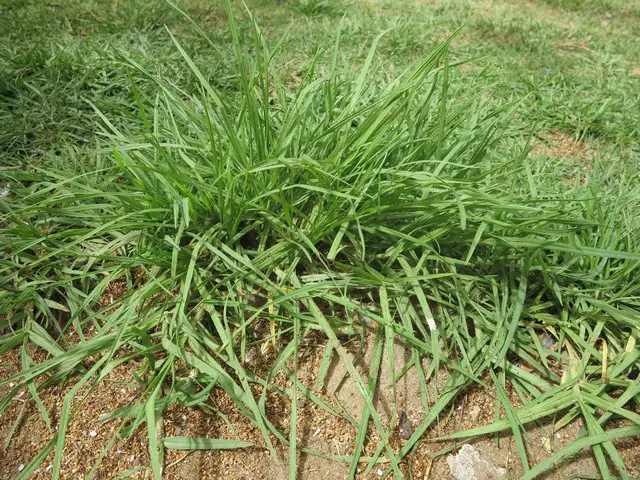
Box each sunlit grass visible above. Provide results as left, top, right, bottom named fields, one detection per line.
left=1, top=1, right=639, bottom=478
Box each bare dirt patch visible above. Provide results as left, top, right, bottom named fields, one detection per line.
left=533, top=130, right=595, bottom=161
left=532, top=130, right=596, bottom=184
left=3, top=329, right=639, bottom=479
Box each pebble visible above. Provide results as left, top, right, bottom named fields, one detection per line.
left=398, top=410, right=415, bottom=439
left=540, top=332, right=556, bottom=349
left=447, top=444, right=506, bottom=480
left=468, top=405, right=481, bottom=422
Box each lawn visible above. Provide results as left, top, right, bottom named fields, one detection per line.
left=1, top=0, right=639, bottom=478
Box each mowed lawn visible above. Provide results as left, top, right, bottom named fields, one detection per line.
left=1, top=0, right=639, bottom=479
left=2, top=0, right=639, bottom=157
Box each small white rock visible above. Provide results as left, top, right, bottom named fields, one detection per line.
left=377, top=468, right=383, bottom=476
left=468, top=405, right=481, bottom=422
left=447, top=444, right=506, bottom=480
left=89, top=430, right=98, bottom=438
left=45, top=465, right=53, bottom=472
left=18, top=464, right=25, bottom=472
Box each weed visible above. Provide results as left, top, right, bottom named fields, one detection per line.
left=1, top=0, right=639, bottom=478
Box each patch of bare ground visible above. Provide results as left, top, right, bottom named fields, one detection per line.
left=0, top=346, right=150, bottom=479
left=533, top=130, right=595, bottom=160
left=2, top=327, right=639, bottom=479
left=532, top=130, right=596, bottom=184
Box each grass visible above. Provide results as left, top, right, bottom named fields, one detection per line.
left=1, top=0, right=639, bottom=478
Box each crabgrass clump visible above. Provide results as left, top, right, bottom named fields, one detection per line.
left=1, top=3, right=639, bottom=479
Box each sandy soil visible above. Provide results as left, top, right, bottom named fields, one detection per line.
left=2, top=329, right=639, bottom=479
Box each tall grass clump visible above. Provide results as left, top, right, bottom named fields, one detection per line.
left=1, top=4, right=639, bottom=478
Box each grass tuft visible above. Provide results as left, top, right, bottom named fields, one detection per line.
left=1, top=1, right=639, bottom=478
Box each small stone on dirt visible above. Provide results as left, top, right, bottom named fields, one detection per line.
left=398, top=410, right=414, bottom=439
left=447, top=444, right=506, bottom=480
left=468, top=405, right=481, bottom=422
